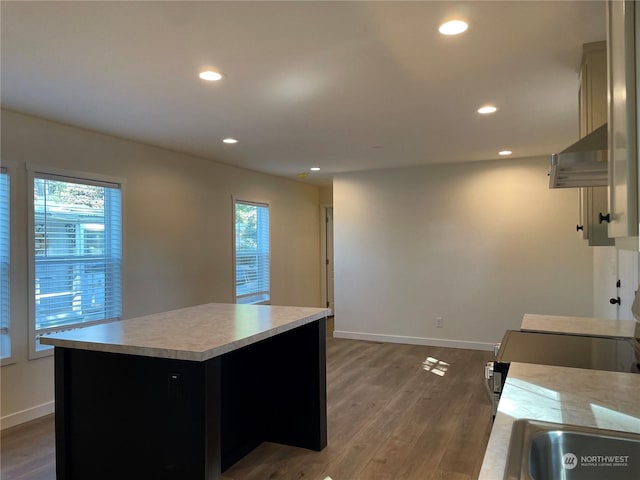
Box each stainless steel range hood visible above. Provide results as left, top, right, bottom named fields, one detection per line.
left=548, top=123, right=608, bottom=188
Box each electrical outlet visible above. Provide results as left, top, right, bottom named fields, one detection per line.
left=436, top=316, right=444, bottom=328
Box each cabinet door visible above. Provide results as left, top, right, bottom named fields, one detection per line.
left=580, top=42, right=608, bottom=135
left=578, top=43, right=612, bottom=246
left=587, top=186, right=615, bottom=246
left=578, top=188, right=588, bottom=240
left=607, top=0, right=638, bottom=238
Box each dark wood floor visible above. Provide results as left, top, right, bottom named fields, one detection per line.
left=1, top=325, right=494, bottom=480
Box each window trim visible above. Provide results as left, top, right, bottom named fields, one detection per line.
left=27, top=165, right=125, bottom=359
left=0, top=164, right=13, bottom=366
left=232, top=196, right=271, bottom=305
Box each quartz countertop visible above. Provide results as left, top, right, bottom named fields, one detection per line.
left=478, top=362, right=640, bottom=479
left=521, top=313, right=638, bottom=338
left=39, top=303, right=329, bottom=361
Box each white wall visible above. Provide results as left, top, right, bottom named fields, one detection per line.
left=333, top=157, right=594, bottom=349
left=1, top=109, right=323, bottom=428
left=319, top=187, right=333, bottom=206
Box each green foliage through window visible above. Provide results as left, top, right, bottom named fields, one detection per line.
left=33, top=174, right=122, bottom=351
left=234, top=200, right=270, bottom=304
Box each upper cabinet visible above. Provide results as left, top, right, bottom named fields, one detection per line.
left=578, top=41, right=614, bottom=246
left=580, top=41, right=608, bottom=136
left=607, top=0, right=638, bottom=239
left=579, top=184, right=614, bottom=246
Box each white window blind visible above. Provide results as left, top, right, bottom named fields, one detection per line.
left=234, top=200, right=270, bottom=304
left=33, top=174, right=122, bottom=346
left=0, top=168, right=10, bottom=360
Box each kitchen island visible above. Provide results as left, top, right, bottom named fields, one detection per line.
left=40, top=303, right=330, bottom=480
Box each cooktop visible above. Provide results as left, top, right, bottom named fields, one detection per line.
left=496, top=330, right=640, bottom=374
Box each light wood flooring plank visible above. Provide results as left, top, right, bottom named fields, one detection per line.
left=1, top=414, right=56, bottom=480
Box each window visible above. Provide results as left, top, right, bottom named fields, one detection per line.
left=234, top=199, right=270, bottom=304
left=0, top=168, right=10, bottom=361
left=30, top=172, right=122, bottom=353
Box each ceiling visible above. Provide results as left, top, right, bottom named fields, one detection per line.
left=1, top=1, right=606, bottom=186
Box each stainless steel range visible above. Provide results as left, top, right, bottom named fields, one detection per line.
left=497, top=329, right=639, bottom=372
left=485, top=322, right=640, bottom=418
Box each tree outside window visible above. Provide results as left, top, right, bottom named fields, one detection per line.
left=32, top=174, right=121, bottom=353
left=234, top=200, right=270, bottom=304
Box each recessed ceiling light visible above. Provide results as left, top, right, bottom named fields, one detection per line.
left=310, top=167, right=321, bottom=172
left=199, top=70, right=223, bottom=81
left=478, top=105, right=498, bottom=114
left=438, top=20, right=468, bottom=36
left=499, top=150, right=513, bottom=156
left=222, top=138, right=238, bottom=144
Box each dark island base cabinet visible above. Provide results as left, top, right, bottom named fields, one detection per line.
left=54, top=318, right=327, bottom=480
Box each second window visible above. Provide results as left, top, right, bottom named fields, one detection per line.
left=234, top=199, right=270, bottom=304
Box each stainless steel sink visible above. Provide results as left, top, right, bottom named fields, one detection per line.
left=504, top=419, right=640, bottom=479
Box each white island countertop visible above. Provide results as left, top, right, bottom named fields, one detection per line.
left=40, top=303, right=329, bottom=361
left=478, top=362, right=640, bottom=479
left=521, top=313, right=638, bottom=338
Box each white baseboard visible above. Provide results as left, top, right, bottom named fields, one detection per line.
left=333, top=330, right=496, bottom=351
left=0, top=401, right=55, bottom=430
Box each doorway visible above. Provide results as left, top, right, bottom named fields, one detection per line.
left=321, top=206, right=334, bottom=315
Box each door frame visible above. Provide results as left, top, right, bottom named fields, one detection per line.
left=319, top=204, right=334, bottom=315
